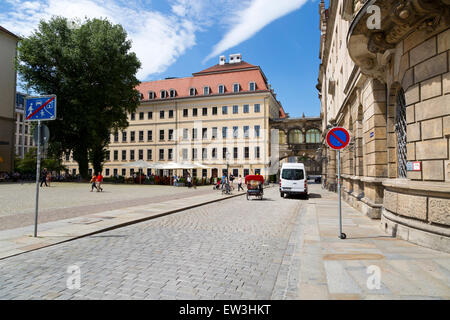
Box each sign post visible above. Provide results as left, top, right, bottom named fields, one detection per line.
left=25, top=95, right=57, bottom=237
left=326, top=127, right=351, bottom=239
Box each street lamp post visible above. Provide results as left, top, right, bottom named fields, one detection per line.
left=226, top=151, right=230, bottom=183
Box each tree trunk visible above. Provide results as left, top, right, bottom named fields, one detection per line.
left=73, top=147, right=89, bottom=180
left=90, top=145, right=105, bottom=176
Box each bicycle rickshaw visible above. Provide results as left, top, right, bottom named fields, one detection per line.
left=245, top=174, right=264, bottom=200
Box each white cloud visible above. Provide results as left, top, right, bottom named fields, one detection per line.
left=204, top=0, right=308, bottom=62
left=0, top=0, right=199, bottom=79
left=1, top=0, right=309, bottom=79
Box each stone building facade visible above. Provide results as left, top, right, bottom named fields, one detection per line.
left=0, top=26, right=19, bottom=173
left=317, top=0, right=450, bottom=252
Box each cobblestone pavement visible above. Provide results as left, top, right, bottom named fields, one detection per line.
left=0, top=183, right=213, bottom=230
left=0, top=187, right=302, bottom=300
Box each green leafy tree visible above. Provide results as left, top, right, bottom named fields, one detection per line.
left=15, top=149, right=67, bottom=174
left=18, top=17, right=141, bottom=179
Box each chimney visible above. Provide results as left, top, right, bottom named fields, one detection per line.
left=219, top=55, right=226, bottom=65
left=229, top=53, right=242, bottom=64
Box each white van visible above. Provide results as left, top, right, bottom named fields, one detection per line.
left=279, top=163, right=308, bottom=198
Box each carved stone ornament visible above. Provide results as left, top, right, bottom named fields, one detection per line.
left=347, top=0, right=450, bottom=80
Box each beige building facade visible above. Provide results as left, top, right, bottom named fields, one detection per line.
left=318, top=0, right=450, bottom=252
left=14, top=92, right=35, bottom=158
left=64, top=55, right=284, bottom=180
left=0, top=26, right=19, bottom=172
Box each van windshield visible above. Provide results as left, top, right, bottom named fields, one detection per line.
left=282, top=169, right=304, bottom=180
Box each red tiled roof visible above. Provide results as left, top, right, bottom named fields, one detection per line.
left=137, top=65, right=269, bottom=100
left=136, top=60, right=286, bottom=117
left=192, top=61, right=258, bottom=76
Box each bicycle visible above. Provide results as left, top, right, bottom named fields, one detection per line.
left=222, top=182, right=232, bottom=195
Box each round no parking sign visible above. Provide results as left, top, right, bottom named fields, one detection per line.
left=326, top=127, right=350, bottom=150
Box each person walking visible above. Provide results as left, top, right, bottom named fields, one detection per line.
left=90, top=174, right=97, bottom=192
left=96, top=172, right=103, bottom=192
left=40, top=168, right=48, bottom=187
left=221, top=174, right=226, bottom=189
left=187, top=174, right=192, bottom=188
left=237, top=175, right=244, bottom=191
left=46, top=171, right=52, bottom=187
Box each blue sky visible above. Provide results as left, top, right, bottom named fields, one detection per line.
left=1, top=0, right=322, bottom=118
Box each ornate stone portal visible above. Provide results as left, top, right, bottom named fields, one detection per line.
left=270, top=117, right=322, bottom=176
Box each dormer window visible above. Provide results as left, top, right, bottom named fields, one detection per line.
left=169, top=89, right=176, bottom=98
left=218, top=84, right=225, bottom=94
left=148, top=91, right=155, bottom=99
left=203, top=86, right=210, bottom=95
left=249, top=82, right=256, bottom=91
left=160, top=90, right=168, bottom=99
left=233, top=83, right=240, bottom=93
left=189, top=87, right=196, bottom=96
left=139, top=93, right=144, bottom=100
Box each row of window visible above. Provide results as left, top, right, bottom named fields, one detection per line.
left=279, top=129, right=321, bottom=144
left=112, top=125, right=262, bottom=143
left=106, top=146, right=262, bottom=161
left=142, top=82, right=257, bottom=100
left=95, top=167, right=261, bottom=178
left=130, top=104, right=261, bottom=121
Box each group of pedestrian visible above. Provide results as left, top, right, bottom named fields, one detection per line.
left=40, top=168, right=52, bottom=187
left=89, top=172, right=104, bottom=192
left=219, top=174, right=244, bottom=191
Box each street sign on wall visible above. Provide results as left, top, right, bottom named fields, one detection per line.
left=407, top=161, right=421, bottom=171
left=25, top=95, right=57, bottom=121
left=326, top=127, right=350, bottom=150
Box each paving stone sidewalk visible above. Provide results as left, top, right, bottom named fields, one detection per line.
left=0, top=186, right=249, bottom=260
left=289, top=186, right=450, bottom=300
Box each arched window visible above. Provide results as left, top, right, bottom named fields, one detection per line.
left=306, top=129, right=321, bottom=143
left=288, top=129, right=303, bottom=144
left=279, top=130, right=287, bottom=144
left=395, top=88, right=407, bottom=178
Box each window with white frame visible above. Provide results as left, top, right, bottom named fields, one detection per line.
left=254, top=125, right=260, bottom=138
left=149, top=91, right=155, bottom=99
left=218, top=84, right=225, bottom=94
left=243, top=126, right=249, bottom=138
left=160, top=90, right=167, bottom=99
left=254, top=104, right=260, bottom=113
left=170, top=89, right=176, bottom=98
left=255, top=146, right=260, bottom=159
left=249, top=82, right=256, bottom=91
left=182, top=148, right=188, bottom=160
left=222, top=127, right=227, bottom=139
left=203, top=86, right=210, bottom=95
left=243, top=104, right=249, bottom=113
left=233, top=83, right=240, bottom=93
left=189, top=87, right=196, bottom=96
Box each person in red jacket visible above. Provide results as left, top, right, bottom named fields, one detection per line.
left=96, top=172, right=103, bottom=192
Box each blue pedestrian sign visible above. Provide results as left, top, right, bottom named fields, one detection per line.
left=25, top=95, right=57, bottom=121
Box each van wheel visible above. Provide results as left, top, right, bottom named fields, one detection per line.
left=280, top=192, right=284, bottom=198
